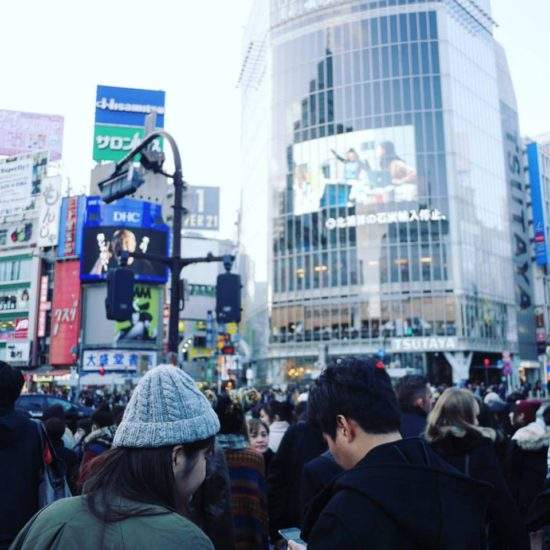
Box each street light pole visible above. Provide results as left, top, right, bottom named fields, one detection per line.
left=168, top=164, right=184, bottom=354
left=101, top=132, right=237, bottom=357
left=109, top=130, right=185, bottom=354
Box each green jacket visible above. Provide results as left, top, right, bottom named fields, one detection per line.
left=9, top=495, right=214, bottom=550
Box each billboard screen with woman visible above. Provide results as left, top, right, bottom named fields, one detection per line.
left=292, top=125, right=417, bottom=215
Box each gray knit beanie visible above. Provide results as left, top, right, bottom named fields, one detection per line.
left=113, top=364, right=220, bottom=448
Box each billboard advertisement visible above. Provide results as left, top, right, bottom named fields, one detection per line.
left=527, top=142, right=548, bottom=266
left=57, top=195, right=87, bottom=258
left=0, top=341, right=30, bottom=363
left=80, top=197, right=169, bottom=283
left=0, top=286, right=30, bottom=313
left=82, top=349, right=156, bottom=374
left=82, top=284, right=162, bottom=348
left=93, top=124, right=163, bottom=162
left=0, top=220, right=36, bottom=249
left=0, top=151, right=49, bottom=218
left=0, top=317, right=28, bottom=341
left=37, top=176, right=62, bottom=247
left=182, top=186, right=220, bottom=231
left=0, top=109, right=64, bottom=161
left=292, top=126, right=417, bottom=215
left=50, top=261, right=81, bottom=366
left=95, top=85, right=165, bottom=128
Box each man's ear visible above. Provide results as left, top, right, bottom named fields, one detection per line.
left=336, top=415, right=354, bottom=443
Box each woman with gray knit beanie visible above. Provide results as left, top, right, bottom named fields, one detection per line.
left=10, top=365, right=220, bottom=550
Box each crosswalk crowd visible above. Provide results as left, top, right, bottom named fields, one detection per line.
left=2, top=358, right=550, bottom=549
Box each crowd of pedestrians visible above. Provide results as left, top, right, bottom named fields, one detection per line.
left=3, top=358, right=550, bottom=548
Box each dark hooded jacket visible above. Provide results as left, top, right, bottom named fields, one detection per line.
left=429, top=428, right=528, bottom=549
left=0, top=407, right=42, bottom=550
left=301, top=438, right=492, bottom=550
left=400, top=405, right=427, bottom=438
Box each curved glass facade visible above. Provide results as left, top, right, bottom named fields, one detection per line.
left=241, top=0, right=523, bottom=382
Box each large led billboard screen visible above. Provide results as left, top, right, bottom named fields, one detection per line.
left=292, top=126, right=417, bottom=215
left=80, top=197, right=169, bottom=283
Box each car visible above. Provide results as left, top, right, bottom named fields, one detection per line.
left=15, top=394, right=94, bottom=422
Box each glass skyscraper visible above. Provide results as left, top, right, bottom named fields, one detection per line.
left=240, top=0, right=535, bottom=384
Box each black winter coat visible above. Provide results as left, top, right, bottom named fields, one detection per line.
left=506, top=421, right=550, bottom=518
left=429, top=430, right=528, bottom=550
left=302, top=438, right=492, bottom=550
left=300, top=450, right=342, bottom=519
left=0, top=407, right=42, bottom=550
left=267, top=422, right=326, bottom=541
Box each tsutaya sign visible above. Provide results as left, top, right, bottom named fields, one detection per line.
left=391, top=337, right=458, bottom=353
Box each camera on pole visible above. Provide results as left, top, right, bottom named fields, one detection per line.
left=216, top=255, right=241, bottom=324
left=105, top=252, right=135, bottom=321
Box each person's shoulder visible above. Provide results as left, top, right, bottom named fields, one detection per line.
left=30, top=496, right=87, bottom=527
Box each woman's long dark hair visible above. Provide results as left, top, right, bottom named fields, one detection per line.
left=83, top=438, right=213, bottom=522
left=379, top=140, right=402, bottom=170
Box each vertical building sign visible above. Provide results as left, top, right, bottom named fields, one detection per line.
left=37, top=275, right=50, bottom=338
left=57, top=196, right=86, bottom=258
left=527, top=142, right=548, bottom=266
left=501, top=101, right=536, bottom=359
left=37, top=176, right=62, bottom=248
left=50, top=261, right=81, bottom=365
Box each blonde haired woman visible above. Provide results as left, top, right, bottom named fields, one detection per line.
left=425, top=388, right=528, bottom=550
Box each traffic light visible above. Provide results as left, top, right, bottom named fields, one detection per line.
left=98, top=164, right=145, bottom=204
left=105, top=267, right=134, bottom=321
left=216, top=272, right=241, bottom=324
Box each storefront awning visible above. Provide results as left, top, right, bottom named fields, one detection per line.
left=79, top=372, right=138, bottom=386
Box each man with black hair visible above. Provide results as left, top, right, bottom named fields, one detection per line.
left=0, top=362, right=42, bottom=550
left=395, top=374, right=432, bottom=438
left=293, top=357, right=492, bottom=550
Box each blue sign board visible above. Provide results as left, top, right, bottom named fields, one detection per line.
left=57, top=195, right=87, bottom=258
left=527, top=142, right=548, bottom=266
left=83, top=197, right=165, bottom=229
left=95, top=85, right=165, bottom=128
left=80, top=197, right=169, bottom=284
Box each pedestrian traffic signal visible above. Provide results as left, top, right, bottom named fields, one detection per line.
left=216, top=272, right=241, bottom=324
left=105, top=267, right=134, bottom=321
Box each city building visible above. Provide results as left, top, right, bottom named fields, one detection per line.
left=240, top=0, right=535, bottom=384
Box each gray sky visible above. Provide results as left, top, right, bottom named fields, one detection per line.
left=492, top=0, right=550, bottom=139
left=0, top=0, right=547, bottom=241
